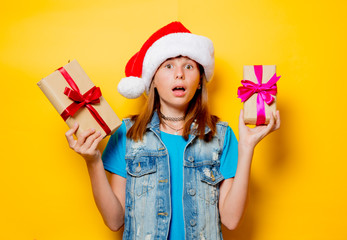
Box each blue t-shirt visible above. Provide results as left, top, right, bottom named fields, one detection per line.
left=102, top=122, right=238, bottom=239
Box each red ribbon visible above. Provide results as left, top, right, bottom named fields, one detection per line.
left=237, top=65, right=281, bottom=125
left=58, top=67, right=111, bottom=135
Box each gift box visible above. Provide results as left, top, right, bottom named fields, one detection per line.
left=238, top=65, right=281, bottom=125
left=37, top=60, right=121, bottom=138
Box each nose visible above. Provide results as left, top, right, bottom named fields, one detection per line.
left=175, top=67, right=184, bottom=79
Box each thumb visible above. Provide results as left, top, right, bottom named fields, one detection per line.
left=239, top=109, right=243, bottom=121
left=239, top=109, right=246, bottom=127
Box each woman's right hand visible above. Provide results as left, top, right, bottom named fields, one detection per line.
left=65, top=123, right=104, bottom=165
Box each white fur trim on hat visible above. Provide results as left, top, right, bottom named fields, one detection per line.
left=118, top=22, right=215, bottom=99
left=142, top=32, right=215, bottom=93
left=117, top=76, right=146, bottom=99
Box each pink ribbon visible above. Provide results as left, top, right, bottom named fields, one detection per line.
left=237, top=65, right=281, bottom=125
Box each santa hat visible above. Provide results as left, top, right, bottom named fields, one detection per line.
left=117, top=21, right=215, bottom=99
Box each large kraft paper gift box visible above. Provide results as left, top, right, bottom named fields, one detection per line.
left=238, top=65, right=281, bottom=125
left=37, top=60, right=121, bottom=138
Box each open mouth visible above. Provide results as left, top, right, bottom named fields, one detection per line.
left=172, top=86, right=186, bottom=92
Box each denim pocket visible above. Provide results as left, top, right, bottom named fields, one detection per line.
left=127, top=155, right=157, bottom=177
left=126, top=155, right=157, bottom=197
left=198, top=165, right=224, bottom=205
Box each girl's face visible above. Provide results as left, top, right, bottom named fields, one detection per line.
left=153, top=56, right=201, bottom=111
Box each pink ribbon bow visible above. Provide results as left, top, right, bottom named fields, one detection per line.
left=237, top=65, right=281, bottom=125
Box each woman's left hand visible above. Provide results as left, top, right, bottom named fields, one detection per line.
left=238, top=109, right=280, bottom=150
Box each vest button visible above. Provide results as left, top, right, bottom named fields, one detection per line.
left=188, top=156, right=194, bottom=162
left=135, top=164, right=141, bottom=173
left=190, top=219, right=196, bottom=226
left=189, top=189, right=196, bottom=196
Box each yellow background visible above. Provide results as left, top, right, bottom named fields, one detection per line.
left=1, top=0, right=346, bottom=239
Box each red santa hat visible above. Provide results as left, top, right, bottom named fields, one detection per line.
left=117, top=21, right=215, bottom=99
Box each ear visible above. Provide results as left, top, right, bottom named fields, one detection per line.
left=198, top=76, right=203, bottom=89
left=151, top=79, right=156, bottom=88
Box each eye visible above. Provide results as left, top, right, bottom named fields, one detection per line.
left=164, top=64, right=173, bottom=69
left=185, top=64, right=193, bottom=70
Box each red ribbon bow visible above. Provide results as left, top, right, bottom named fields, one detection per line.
left=237, top=65, right=281, bottom=125
left=58, top=67, right=111, bottom=135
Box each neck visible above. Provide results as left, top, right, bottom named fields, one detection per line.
left=159, top=104, right=187, bottom=119
left=158, top=104, right=187, bottom=135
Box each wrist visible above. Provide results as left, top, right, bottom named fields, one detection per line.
left=86, top=156, right=103, bottom=169
left=238, top=141, right=255, bottom=154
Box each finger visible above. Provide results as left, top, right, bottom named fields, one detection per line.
left=65, top=123, right=79, bottom=148
left=275, top=110, right=281, bottom=130
left=239, top=109, right=245, bottom=127
left=65, top=122, right=79, bottom=136
left=269, top=111, right=278, bottom=132
left=75, top=128, right=96, bottom=148
left=82, top=131, right=102, bottom=150
left=264, top=111, right=275, bottom=135
left=90, top=133, right=104, bottom=151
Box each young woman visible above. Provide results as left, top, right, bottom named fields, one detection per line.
left=65, top=22, right=280, bottom=239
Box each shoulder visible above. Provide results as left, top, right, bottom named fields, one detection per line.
left=214, top=120, right=236, bottom=146
left=210, top=114, right=228, bottom=130
left=123, top=117, right=132, bottom=125
left=215, top=120, right=229, bottom=135
left=216, top=120, right=228, bottom=128
left=123, top=117, right=135, bottom=130
left=108, top=120, right=127, bottom=140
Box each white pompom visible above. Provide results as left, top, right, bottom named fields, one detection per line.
left=117, top=76, right=146, bottom=99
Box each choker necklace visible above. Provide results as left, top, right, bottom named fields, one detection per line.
left=161, top=120, right=184, bottom=135
left=160, top=112, right=185, bottom=121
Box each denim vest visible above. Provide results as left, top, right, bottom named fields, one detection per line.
left=123, top=112, right=228, bottom=240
